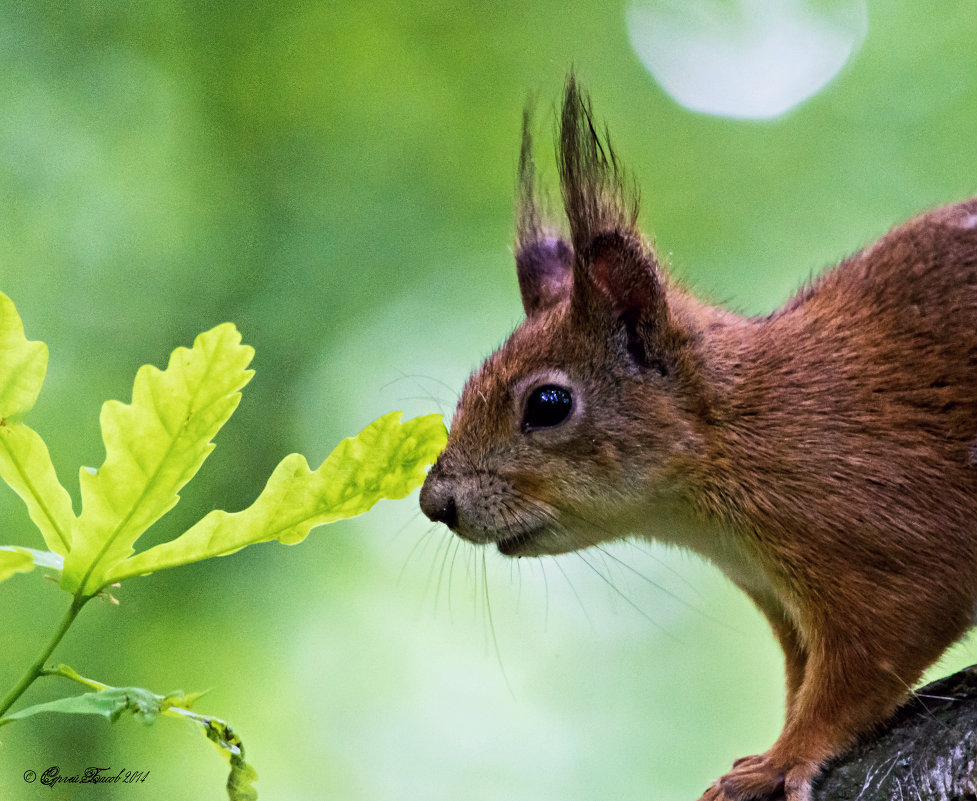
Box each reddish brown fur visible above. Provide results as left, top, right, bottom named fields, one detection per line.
left=420, top=76, right=977, bottom=800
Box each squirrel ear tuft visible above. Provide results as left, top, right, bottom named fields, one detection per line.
left=515, top=101, right=574, bottom=316
left=558, top=73, right=639, bottom=257
left=558, top=74, right=669, bottom=371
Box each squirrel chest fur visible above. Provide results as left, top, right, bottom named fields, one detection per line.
left=419, top=76, right=977, bottom=801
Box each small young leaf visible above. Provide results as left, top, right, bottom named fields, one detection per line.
left=61, top=323, right=254, bottom=596
left=225, top=755, right=259, bottom=801
left=165, top=706, right=258, bottom=801
left=106, top=411, right=448, bottom=584
left=0, top=546, right=64, bottom=584
left=0, top=292, right=48, bottom=419
left=0, top=547, right=34, bottom=583
left=0, top=422, right=76, bottom=555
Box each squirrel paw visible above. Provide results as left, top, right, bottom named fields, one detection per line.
left=720, top=752, right=785, bottom=799
left=695, top=783, right=725, bottom=801
left=697, top=754, right=816, bottom=801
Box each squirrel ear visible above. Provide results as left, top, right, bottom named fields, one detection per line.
left=576, top=230, right=670, bottom=372
left=516, top=237, right=574, bottom=316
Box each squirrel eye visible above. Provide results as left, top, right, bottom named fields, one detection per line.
left=523, top=384, right=573, bottom=431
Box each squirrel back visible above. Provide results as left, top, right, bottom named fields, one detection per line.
left=419, top=75, right=977, bottom=801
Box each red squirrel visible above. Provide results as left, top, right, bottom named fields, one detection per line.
left=418, top=75, right=977, bottom=801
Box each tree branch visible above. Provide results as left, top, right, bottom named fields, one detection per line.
left=813, top=664, right=977, bottom=800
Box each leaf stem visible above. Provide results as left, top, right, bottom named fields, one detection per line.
left=0, top=594, right=90, bottom=718
left=40, top=663, right=109, bottom=691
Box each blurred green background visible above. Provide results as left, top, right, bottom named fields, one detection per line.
left=2, top=1, right=976, bottom=799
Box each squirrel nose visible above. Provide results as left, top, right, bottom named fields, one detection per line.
left=420, top=479, right=459, bottom=530
left=430, top=496, right=459, bottom=530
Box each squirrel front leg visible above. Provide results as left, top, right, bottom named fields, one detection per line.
left=698, top=593, right=807, bottom=800
left=751, top=595, right=808, bottom=713
left=702, top=630, right=918, bottom=801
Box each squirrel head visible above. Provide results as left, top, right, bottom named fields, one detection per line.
left=420, top=76, right=707, bottom=556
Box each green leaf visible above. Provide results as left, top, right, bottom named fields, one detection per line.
left=0, top=422, right=75, bottom=555
left=1, top=666, right=258, bottom=801
left=61, top=323, right=254, bottom=596
left=165, top=707, right=258, bottom=801
left=0, top=546, right=64, bottom=584
left=106, top=411, right=448, bottom=583
left=0, top=292, right=48, bottom=419
left=0, top=547, right=34, bottom=582
left=0, top=686, right=163, bottom=726
left=0, top=293, right=74, bottom=554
